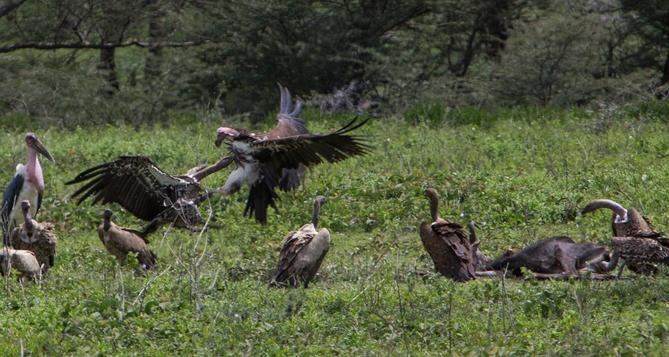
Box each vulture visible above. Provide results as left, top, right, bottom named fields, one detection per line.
left=214, top=115, right=370, bottom=224
left=9, top=200, right=57, bottom=274
left=489, top=237, right=608, bottom=276
left=419, top=188, right=477, bottom=282
left=581, top=198, right=668, bottom=275
left=0, top=248, right=41, bottom=281
left=270, top=196, right=330, bottom=288
left=66, top=155, right=218, bottom=228
left=600, top=236, right=669, bottom=278
left=98, top=208, right=158, bottom=270
left=2, top=133, right=56, bottom=241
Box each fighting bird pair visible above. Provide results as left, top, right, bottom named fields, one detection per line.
left=66, top=84, right=370, bottom=227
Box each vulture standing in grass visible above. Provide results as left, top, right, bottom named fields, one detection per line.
left=98, top=209, right=158, bottom=270
left=2, top=133, right=55, bottom=241
left=66, top=156, right=213, bottom=229
left=270, top=196, right=330, bottom=288
left=9, top=200, right=57, bottom=274
left=581, top=198, right=668, bottom=275
left=0, top=248, right=41, bottom=281
left=419, top=188, right=476, bottom=282
left=214, top=113, right=370, bottom=224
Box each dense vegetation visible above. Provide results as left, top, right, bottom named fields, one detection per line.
left=1, top=0, right=669, bottom=125
left=0, top=105, right=669, bottom=354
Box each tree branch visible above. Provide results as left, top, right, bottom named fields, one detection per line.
left=0, top=39, right=210, bottom=53
left=0, top=0, right=27, bottom=18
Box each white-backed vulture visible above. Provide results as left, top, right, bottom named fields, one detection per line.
left=0, top=248, right=41, bottom=281
left=270, top=196, right=330, bottom=288
left=419, top=188, right=476, bottom=282
left=581, top=198, right=668, bottom=275
left=98, top=209, right=157, bottom=270
left=9, top=200, right=57, bottom=274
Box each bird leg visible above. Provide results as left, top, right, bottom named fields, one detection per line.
left=616, top=260, right=627, bottom=279
left=214, top=166, right=246, bottom=195
left=189, top=157, right=233, bottom=182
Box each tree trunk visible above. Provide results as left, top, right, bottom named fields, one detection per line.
left=144, top=2, right=167, bottom=86
left=99, top=46, right=119, bottom=95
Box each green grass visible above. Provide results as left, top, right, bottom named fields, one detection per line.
left=2, top=107, right=669, bottom=354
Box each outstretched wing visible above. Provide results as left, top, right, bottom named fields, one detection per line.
left=250, top=117, right=371, bottom=170
left=66, top=156, right=200, bottom=221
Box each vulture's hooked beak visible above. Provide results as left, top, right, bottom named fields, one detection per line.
left=30, top=136, right=56, bottom=164
left=215, top=127, right=239, bottom=147
left=215, top=135, right=224, bottom=148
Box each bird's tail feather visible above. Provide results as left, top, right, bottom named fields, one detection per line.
left=137, top=249, right=157, bottom=270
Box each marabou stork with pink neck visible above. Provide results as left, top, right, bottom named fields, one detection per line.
left=2, top=133, right=55, bottom=241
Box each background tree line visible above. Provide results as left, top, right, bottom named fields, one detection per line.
left=0, top=0, right=667, bottom=126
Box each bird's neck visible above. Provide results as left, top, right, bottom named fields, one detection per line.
left=26, top=148, right=45, bottom=192
left=23, top=214, right=34, bottom=234
left=103, top=219, right=111, bottom=232
left=312, top=202, right=321, bottom=229
left=428, top=194, right=440, bottom=222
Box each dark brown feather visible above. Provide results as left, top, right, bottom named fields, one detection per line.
left=67, top=156, right=201, bottom=223
left=271, top=232, right=314, bottom=287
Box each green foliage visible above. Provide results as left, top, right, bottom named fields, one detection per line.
left=0, top=107, right=668, bottom=353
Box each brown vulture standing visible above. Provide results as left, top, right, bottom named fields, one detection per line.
left=270, top=196, right=330, bottom=288
left=419, top=188, right=476, bottom=282
left=0, top=248, right=41, bottom=281
left=66, top=156, right=214, bottom=229
left=581, top=198, right=668, bottom=275
left=214, top=110, right=370, bottom=224
left=98, top=209, right=158, bottom=270
left=9, top=200, right=57, bottom=274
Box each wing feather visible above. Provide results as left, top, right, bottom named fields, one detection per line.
left=271, top=231, right=315, bottom=286
left=66, top=156, right=200, bottom=221
left=250, top=117, right=371, bottom=170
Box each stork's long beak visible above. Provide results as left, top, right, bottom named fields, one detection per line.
left=215, top=135, right=224, bottom=148
left=33, top=138, right=56, bottom=164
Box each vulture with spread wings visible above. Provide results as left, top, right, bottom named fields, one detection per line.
left=215, top=117, right=370, bottom=224
left=66, top=156, right=211, bottom=228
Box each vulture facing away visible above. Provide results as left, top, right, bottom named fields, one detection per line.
left=270, top=196, right=330, bottom=288
left=215, top=116, right=370, bottom=224
left=66, top=156, right=210, bottom=228
left=9, top=200, right=57, bottom=274
left=98, top=209, right=158, bottom=270
left=419, top=188, right=477, bottom=282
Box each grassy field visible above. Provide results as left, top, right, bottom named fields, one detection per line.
left=2, top=106, right=669, bottom=354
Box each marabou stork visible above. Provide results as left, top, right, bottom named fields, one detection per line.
left=66, top=156, right=211, bottom=228
left=214, top=116, right=370, bottom=224
left=98, top=209, right=157, bottom=270
left=2, top=133, right=55, bottom=240
left=270, top=196, right=330, bottom=288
